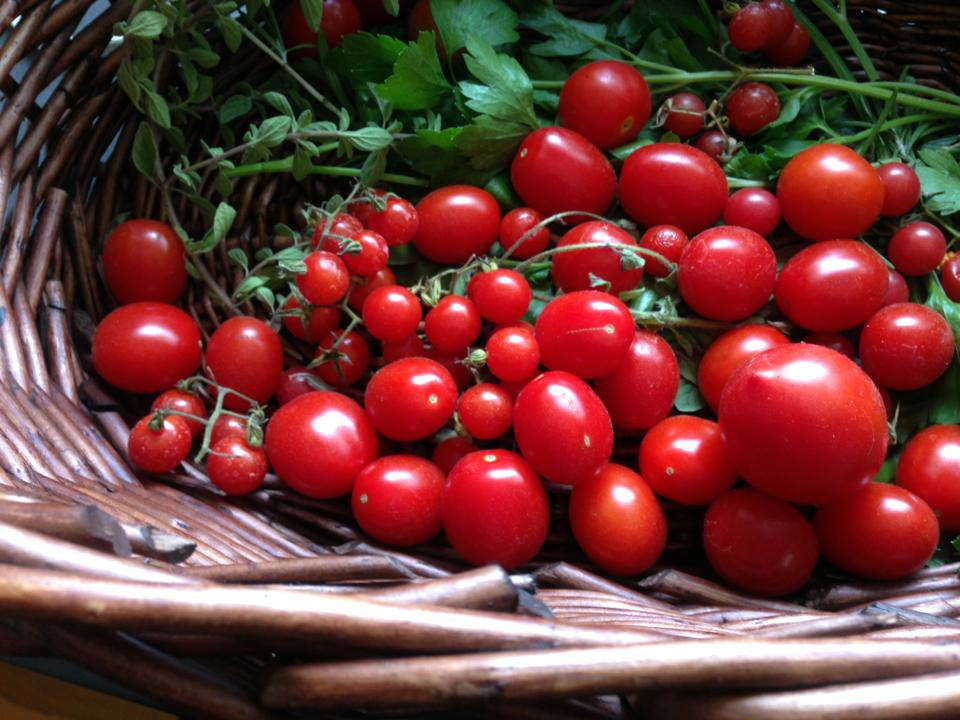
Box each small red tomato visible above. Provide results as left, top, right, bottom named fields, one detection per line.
left=151, top=389, right=206, bottom=437
left=282, top=296, right=340, bottom=343
left=467, top=269, right=531, bottom=325
left=102, top=220, right=186, bottom=304
left=897, top=425, right=960, bottom=532
left=559, top=61, right=651, bottom=149
left=726, top=82, right=780, bottom=136
left=382, top=334, right=425, bottom=363
left=662, top=92, right=705, bottom=139
left=205, top=317, right=283, bottom=410
left=803, top=332, right=856, bottom=359
left=424, top=295, right=482, bottom=353
left=365, top=358, right=457, bottom=441
left=888, top=222, right=947, bottom=277
left=362, top=284, right=421, bottom=342
left=352, top=455, right=445, bottom=546
left=348, top=266, right=395, bottom=312
left=693, top=130, right=731, bottom=164
left=551, top=221, right=643, bottom=295
left=881, top=267, right=910, bottom=307
left=485, top=325, right=540, bottom=382
left=499, top=207, right=551, bottom=260
left=413, top=186, right=500, bottom=265
left=314, top=212, right=363, bottom=249
left=341, top=229, right=389, bottom=277
left=765, top=20, right=809, bottom=65
left=697, top=324, right=790, bottom=412
left=457, top=383, right=513, bottom=440
left=723, top=188, right=781, bottom=237
left=859, top=303, right=954, bottom=390
left=282, top=0, right=362, bottom=56
left=128, top=415, right=192, bottom=474
left=728, top=3, right=773, bottom=52
left=638, top=225, right=688, bottom=278
left=942, top=257, right=960, bottom=303
left=569, top=464, right=666, bottom=576
left=761, top=0, right=794, bottom=47
left=313, top=330, right=370, bottom=386
left=431, top=436, right=477, bottom=475
left=297, top=251, right=350, bottom=306
left=207, top=437, right=268, bottom=496
left=423, top=347, right=472, bottom=389
left=276, top=365, right=318, bottom=405
left=878, top=163, right=922, bottom=217
left=210, top=414, right=252, bottom=447
left=365, top=195, right=419, bottom=247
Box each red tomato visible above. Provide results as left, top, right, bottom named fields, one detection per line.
left=297, top=251, right=350, bottom=306
left=881, top=267, right=910, bottom=307
left=210, top=414, right=251, bottom=447
left=413, top=186, right=499, bottom=265
left=499, top=207, right=551, bottom=260
left=551, top=221, right=643, bottom=294
left=662, top=92, right=705, bottom=139
left=678, top=225, right=776, bottom=321
left=569, top=464, right=666, bottom=576
left=725, top=82, right=780, bottom=136
left=457, top=383, right=513, bottom=440
left=276, top=365, right=318, bottom=405
left=888, top=222, right=946, bottom=277
left=513, top=371, right=613, bottom=486
left=559, top=61, right=651, bottom=149
left=351, top=455, right=445, bottom=546
left=942, top=257, right=960, bottom=303
left=151, top=389, right=206, bottom=437
left=638, top=225, right=688, bottom=278
left=102, top=220, right=186, bottom=304
left=897, top=425, right=960, bottom=532
left=348, top=266, right=395, bottom=312
left=485, top=325, right=540, bottom=382
left=761, top=0, right=794, bottom=47
left=314, top=212, right=362, bottom=249
left=776, top=144, right=884, bottom=241
left=364, top=357, right=457, bottom=441
left=207, top=437, right=268, bottom=496
left=441, top=449, right=549, bottom=568
left=693, top=130, right=732, bottom=164
left=265, top=391, right=378, bottom=498
left=859, top=303, right=954, bottom=390
left=803, top=332, right=856, bottom=359
left=424, top=295, right=482, bottom=353
left=407, top=0, right=445, bottom=58
left=774, top=239, right=889, bottom=332
left=704, top=488, right=819, bottom=596
left=728, top=3, right=772, bottom=52
left=128, top=415, right=192, bottom=474
left=697, top=324, right=790, bottom=412
left=467, top=269, right=531, bottom=325
left=338, top=229, right=389, bottom=277
left=205, top=317, right=283, bottom=410
left=765, top=20, right=809, bottom=64
left=313, top=329, right=370, bottom=386
left=282, top=0, right=362, bottom=56
left=511, top=127, right=617, bottom=222
left=282, top=296, right=340, bottom=343
left=814, top=483, right=939, bottom=580
left=878, top=162, right=921, bottom=216
left=534, top=291, right=634, bottom=378
left=364, top=195, right=419, bottom=247
left=719, top=344, right=888, bottom=506
left=723, top=188, right=781, bottom=237
left=93, top=303, right=201, bottom=394
left=423, top=347, right=472, bottom=389
left=431, top=436, right=477, bottom=474
left=594, top=331, right=679, bottom=430
left=382, top=334, right=425, bottom=363
left=619, top=143, right=729, bottom=234
left=361, top=284, right=421, bottom=342
left=639, top=416, right=737, bottom=505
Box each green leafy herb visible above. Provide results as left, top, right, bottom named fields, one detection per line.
left=519, top=2, right=606, bottom=57
left=917, top=147, right=960, bottom=216
left=375, top=33, right=450, bottom=110
left=431, top=0, right=520, bottom=62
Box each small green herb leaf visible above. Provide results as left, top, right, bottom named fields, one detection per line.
left=219, top=95, right=252, bottom=124
left=519, top=2, right=606, bottom=57
left=917, top=148, right=960, bottom=216
left=300, top=0, right=324, bottom=31
left=375, top=33, right=450, bottom=110
left=142, top=88, right=171, bottom=128
left=461, top=36, right=537, bottom=127
left=132, top=122, right=159, bottom=182
left=675, top=377, right=705, bottom=413
left=332, top=33, right=406, bottom=83
left=431, top=0, right=519, bottom=61
left=123, top=11, right=168, bottom=39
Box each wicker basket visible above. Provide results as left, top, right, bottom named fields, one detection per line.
left=1, top=2, right=959, bottom=718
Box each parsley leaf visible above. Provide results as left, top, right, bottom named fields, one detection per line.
left=917, top=147, right=960, bottom=216
left=331, top=33, right=406, bottom=84
left=455, top=117, right=530, bottom=170
left=519, top=2, right=606, bottom=57
left=461, top=37, right=537, bottom=127
left=375, top=33, right=450, bottom=110
left=430, top=0, right=519, bottom=62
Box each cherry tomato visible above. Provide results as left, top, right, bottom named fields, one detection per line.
left=382, top=334, right=425, bottom=363
left=313, top=329, right=370, bottom=386
left=559, top=61, right=651, bottom=149
left=662, top=92, right=705, bottom=139
left=314, top=212, right=362, bottom=248
left=210, top=414, right=252, bottom=447
left=413, top=186, right=499, bottom=265
left=362, top=284, right=421, bottom=342
left=803, top=332, right=856, bottom=359
left=888, top=222, right=946, bottom=276
left=499, top=207, right=551, bottom=260
left=365, top=195, right=419, bottom=247
left=897, top=425, right=960, bottom=532
left=431, top=436, right=477, bottom=474
left=697, top=324, right=790, bottom=412
left=365, top=357, right=457, bottom=441
left=704, top=488, right=819, bottom=596
left=678, top=225, right=776, bottom=321
left=339, top=229, right=390, bottom=277
left=534, top=291, right=634, bottom=379
left=569, top=464, right=666, bottom=576
left=723, top=188, right=781, bottom=236
left=619, top=143, right=729, bottom=234
left=467, top=269, right=531, bottom=325
left=93, top=303, right=202, bottom=394
left=128, top=415, right=192, bottom=474
left=485, top=325, right=540, bottom=382
left=423, top=347, right=472, bottom=389
left=151, top=389, right=206, bottom=437
left=693, top=130, right=732, bottom=164
left=513, top=371, right=613, bottom=486
left=776, top=144, right=884, bottom=241
left=859, top=303, right=954, bottom=390
left=511, top=127, right=617, bottom=221
left=102, top=220, right=186, bottom=304
left=814, top=483, right=939, bottom=580
left=348, top=266, right=395, bottom=312
left=276, top=365, right=318, bottom=405
left=297, top=251, right=350, bottom=306
left=638, top=225, right=688, bottom=278
left=207, top=437, right=268, bottom=496
left=282, top=0, right=362, bottom=57
left=457, top=383, right=513, bottom=440
left=407, top=0, right=447, bottom=59
left=205, top=317, right=283, bottom=411
left=878, top=162, right=921, bottom=217
left=765, top=20, right=809, bottom=65
left=594, top=331, right=679, bottom=430
left=728, top=3, right=772, bottom=52
left=761, top=0, right=794, bottom=48
left=881, top=267, right=910, bottom=307
left=941, top=257, right=960, bottom=303
left=282, top=296, right=340, bottom=343
left=726, top=82, right=780, bottom=136
left=351, top=455, right=445, bottom=546
left=719, top=344, right=888, bottom=506
left=551, top=221, right=643, bottom=295
left=441, top=449, right=549, bottom=568
left=774, top=239, right=889, bottom=332
left=424, top=295, right=482, bottom=353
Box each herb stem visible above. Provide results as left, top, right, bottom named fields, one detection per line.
left=223, top=158, right=430, bottom=186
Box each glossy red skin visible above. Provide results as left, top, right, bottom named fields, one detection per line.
left=859, top=303, right=954, bottom=390
left=534, top=291, right=634, bottom=379
left=569, top=464, right=666, bottom=576
left=276, top=365, right=318, bottom=405
left=513, top=371, right=613, bottom=486
left=878, top=163, right=921, bottom=216
left=815, top=483, right=939, bottom=580
left=442, top=450, right=549, bottom=568
left=777, top=144, right=884, bottom=241
left=881, top=268, right=910, bottom=307
left=662, top=93, right=705, bottom=139
left=340, top=229, right=389, bottom=276
left=282, top=296, right=340, bottom=343
left=761, top=0, right=794, bottom=47
left=313, top=330, right=370, bottom=386
left=594, top=331, right=679, bottom=431
left=897, top=425, right=960, bottom=532
left=457, top=383, right=513, bottom=440
left=678, top=225, right=776, bottom=321
left=803, top=332, right=856, bottom=359
left=694, top=130, right=729, bottom=163
left=365, top=358, right=457, bottom=441
left=351, top=455, right=445, bottom=546
left=728, top=3, right=772, bottom=52
left=431, top=436, right=477, bottom=474
left=485, top=326, right=540, bottom=382
left=93, top=303, right=201, bottom=394
left=719, top=344, right=888, bottom=506
left=511, top=127, right=617, bottom=221
left=774, top=239, right=889, bottom=332
left=128, top=415, right=192, bottom=474
left=941, top=257, right=960, bottom=303
left=424, top=295, right=482, bottom=353
left=297, top=251, right=350, bottom=306
left=559, top=61, right=651, bottom=149
left=638, top=225, right=687, bottom=278
left=209, top=415, right=249, bottom=447
left=697, top=324, right=790, bottom=412
left=413, top=186, right=499, bottom=265
left=726, top=82, right=780, bottom=136
left=704, top=488, right=819, bottom=596
left=888, top=222, right=946, bottom=276
left=102, top=220, right=186, bottom=304
left=423, top=347, right=472, bottom=389
left=349, top=266, right=395, bottom=312
left=619, top=143, right=729, bottom=234
left=361, top=284, right=421, bottom=342
left=207, top=437, right=268, bottom=496
left=467, top=270, right=531, bottom=325
left=382, top=334, right=425, bottom=363
left=765, top=21, right=809, bottom=64
left=640, top=416, right=736, bottom=505
left=151, top=390, right=206, bottom=437
left=499, top=207, right=550, bottom=260
left=723, top=188, right=781, bottom=237
left=551, top=221, right=643, bottom=295
left=314, top=212, right=363, bottom=249
left=205, top=317, right=283, bottom=411
left=282, top=0, right=362, bottom=56
left=364, top=196, right=419, bottom=247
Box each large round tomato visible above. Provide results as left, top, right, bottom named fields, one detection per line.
left=719, top=344, right=888, bottom=506
left=513, top=371, right=613, bottom=486
left=205, top=317, right=283, bottom=411
left=551, top=221, right=643, bottom=294
left=777, top=144, right=884, bottom=241
left=618, top=143, right=728, bottom=234
left=510, top=127, right=617, bottom=221
left=441, top=450, right=549, bottom=568
left=413, top=186, right=500, bottom=265
left=559, top=61, right=651, bottom=149
left=93, top=303, right=201, bottom=394
left=858, top=303, right=954, bottom=390
left=364, top=357, right=457, bottom=441
left=697, top=324, right=790, bottom=412
left=897, top=425, right=960, bottom=532
left=265, top=391, right=379, bottom=498
left=774, top=239, right=889, bottom=332
left=102, top=220, right=186, bottom=304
